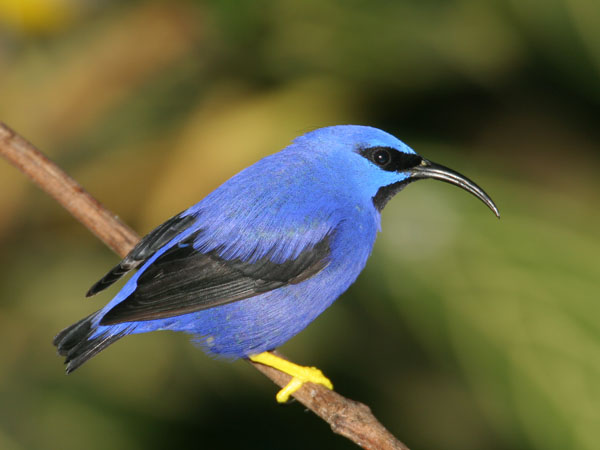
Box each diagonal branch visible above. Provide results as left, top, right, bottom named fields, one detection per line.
left=0, top=121, right=409, bottom=450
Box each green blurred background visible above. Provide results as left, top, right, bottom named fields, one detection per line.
left=1, top=1, right=599, bottom=449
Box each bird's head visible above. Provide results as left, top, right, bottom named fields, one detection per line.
left=294, top=125, right=499, bottom=217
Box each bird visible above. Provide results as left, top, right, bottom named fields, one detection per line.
left=54, top=125, right=499, bottom=402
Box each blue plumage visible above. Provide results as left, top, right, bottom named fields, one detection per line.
left=54, top=125, right=498, bottom=373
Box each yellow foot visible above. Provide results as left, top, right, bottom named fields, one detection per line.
left=249, top=352, right=333, bottom=403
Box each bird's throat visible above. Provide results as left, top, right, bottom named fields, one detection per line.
left=372, top=179, right=415, bottom=211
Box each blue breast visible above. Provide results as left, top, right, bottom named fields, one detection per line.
left=120, top=203, right=378, bottom=357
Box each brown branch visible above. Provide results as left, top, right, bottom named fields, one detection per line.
left=0, top=121, right=409, bottom=450
left=0, top=124, right=139, bottom=255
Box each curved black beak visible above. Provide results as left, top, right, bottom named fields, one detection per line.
left=410, top=159, right=500, bottom=218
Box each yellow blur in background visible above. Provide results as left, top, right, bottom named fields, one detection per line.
left=0, top=1, right=599, bottom=449
left=0, top=0, right=76, bottom=34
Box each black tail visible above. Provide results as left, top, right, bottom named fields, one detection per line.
left=53, top=312, right=125, bottom=373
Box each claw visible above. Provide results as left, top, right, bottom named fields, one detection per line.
left=249, top=352, right=334, bottom=403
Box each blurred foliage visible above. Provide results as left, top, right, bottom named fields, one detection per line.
left=1, top=1, right=599, bottom=449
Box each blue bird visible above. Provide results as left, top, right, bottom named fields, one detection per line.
left=54, top=125, right=499, bottom=402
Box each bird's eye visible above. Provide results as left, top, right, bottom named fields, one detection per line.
left=372, top=149, right=391, bottom=167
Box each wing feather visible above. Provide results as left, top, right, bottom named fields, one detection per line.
left=99, top=230, right=332, bottom=325
left=86, top=213, right=196, bottom=296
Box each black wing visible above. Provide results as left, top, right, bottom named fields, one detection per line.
left=99, top=231, right=332, bottom=325
left=86, top=213, right=197, bottom=297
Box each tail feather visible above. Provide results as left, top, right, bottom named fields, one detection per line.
left=54, top=312, right=126, bottom=373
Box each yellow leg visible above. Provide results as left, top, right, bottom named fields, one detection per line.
left=249, top=352, right=333, bottom=403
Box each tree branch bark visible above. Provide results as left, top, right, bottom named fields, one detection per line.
left=0, top=121, right=409, bottom=450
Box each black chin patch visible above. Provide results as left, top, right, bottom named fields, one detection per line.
left=372, top=178, right=417, bottom=211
